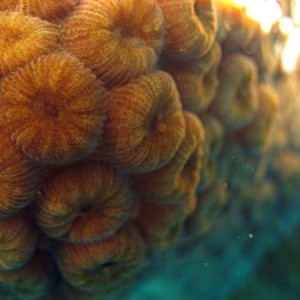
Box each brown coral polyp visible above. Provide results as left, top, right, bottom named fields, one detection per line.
left=209, top=53, right=258, bottom=133
left=200, top=113, right=224, bottom=159
left=19, top=0, right=79, bottom=22
left=61, top=0, right=164, bottom=87
left=164, top=42, right=222, bottom=112
left=0, top=212, right=37, bottom=271
left=217, top=1, right=257, bottom=51
left=0, top=52, right=107, bottom=164
left=236, top=83, right=279, bottom=148
left=58, top=224, right=145, bottom=292
left=99, top=71, right=186, bottom=173
left=36, top=161, right=133, bottom=243
left=197, top=155, right=217, bottom=192
left=195, top=114, right=223, bottom=192
left=136, top=196, right=196, bottom=251
left=186, top=179, right=228, bottom=236
left=131, top=112, right=205, bottom=205
left=158, top=0, right=217, bottom=61
left=0, top=130, right=41, bottom=218
left=0, top=12, right=59, bottom=75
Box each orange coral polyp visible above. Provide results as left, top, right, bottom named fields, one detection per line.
left=58, top=224, right=145, bottom=292
left=0, top=131, right=41, bottom=218
left=164, top=42, right=222, bottom=113
left=187, top=179, right=228, bottom=235
left=0, top=212, right=38, bottom=271
left=0, top=52, right=107, bottom=164
left=131, top=112, right=205, bottom=205
left=36, top=162, right=133, bottom=243
left=136, top=196, right=196, bottom=251
left=157, top=0, right=217, bottom=61
left=19, top=0, right=79, bottom=22
left=200, top=114, right=224, bottom=159
left=209, top=53, right=258, bottom=133
left=236, top=83, right=279, bottom=148
left=0, top=12, right=59, bottom=75
left=0, top=0, right=18, bottom=11
left=61, top=0, right=164, bottom=87
left=0, top=253, right=56, bottom=299
left=99, top=71, right=186, bottom=173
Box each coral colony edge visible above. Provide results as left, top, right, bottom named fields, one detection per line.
left=0, top=0, right=299, bottom=299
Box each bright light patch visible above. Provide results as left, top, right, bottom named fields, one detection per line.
left=245, top=0, right=282, bottom=33
left=220, top=0, right=283, bottom=33
left=279, top=17, right=293, bottom=35
left=292, top=0, right=300, bottom=26
left=281, top=28, right=300, bottom=73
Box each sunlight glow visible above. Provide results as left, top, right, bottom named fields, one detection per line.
left=281, top=28, right=300, bottom=73
left=292, top=0, right=300, bottom=25
left=245, top=0, right=282, bottom=33
left=223, top=0, right=246, bottom=8
left=223, top=0, right=300, bottom=73
left=221, top=0, right=282, bottom=33
left=279, top=17, right=293, bottom=35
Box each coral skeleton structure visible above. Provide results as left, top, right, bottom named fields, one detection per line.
left=0, top=0, right=292, bottom=299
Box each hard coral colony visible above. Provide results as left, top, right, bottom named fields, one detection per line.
left=0, top=0, right=284, bottom=299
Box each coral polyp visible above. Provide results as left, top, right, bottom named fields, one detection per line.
left=0, top=0, right=18, bottom=11
left=235, top=83, right=279, bottom=149
left=0, top=212, right=37, bottom=271
left=61, top=0, right=164, bottom=87
left=163, top=42, right=222, bottom=112
left=19, top=0, right=78, bottom=22
left=209, top=53, right=258, bottom=132
left=131, top=112, right=205, bottom=204
left=57, top=224, right=145, bottom=292
left=0, top=253, right=56, bottom=299
left=0, top=130, right=41, bottom=218
left=36, top=162, right=133, bottom=243
left=158, top=0, right=217, bottom=61
left=99, top=71, right=186, bottom=173
left=136, top=196, right=196, bottom=251
left=0, top=12, right=59, bottom=75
